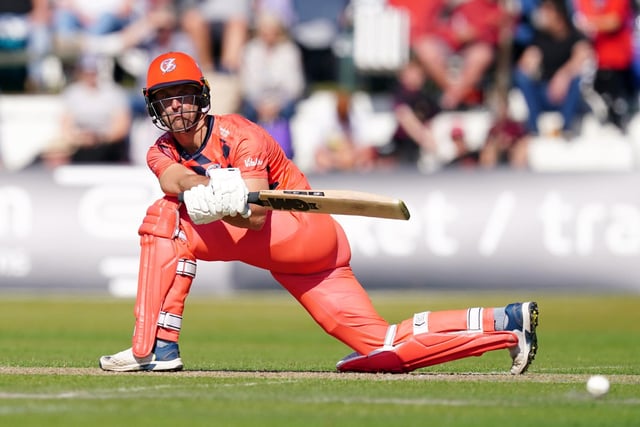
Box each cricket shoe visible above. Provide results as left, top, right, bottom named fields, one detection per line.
left=505, top=301, right=539, bottom=375
left=99, top=339, right=183, bottom=372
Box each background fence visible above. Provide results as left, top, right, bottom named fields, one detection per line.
left=2, top=166, right=639, bottom=295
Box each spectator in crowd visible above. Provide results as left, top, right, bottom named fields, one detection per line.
left=240, top=10, right=305, bottom=159
left=511, top=0, right=542, bottom=61
left=572, top=0, right=636, bottom=131
left=445, top=125, right=481, bottom=168
left=512, top=0, right=593, bottom=136
left=59, top=1, right=177, bottom=58
left=418, top=106, right=528, bottom=173
left=314, top=89, right=376, bottom=173
left=479, top=96, right=530, bottom=168
left=387, top=0, right=443, bottom=48
left=290, top=0, right=349, bottom=87
left=412, top=0, right=510, bottom=110
left=170, top=1, right=214, bottom=73
left=34, top=55, right=132, bottom=167
left=52, top=0, right=138, bottom=45
left=253, top=0, right=296, bottom=28
left=376, top=58, right=440, bottom=169
left=182, top=0, right=250, bottom=74
left=0, top=0, right=52, bottom=92
left=178, top=0, right=251, bottom=114
left=125, top=3, right=198, bottom=116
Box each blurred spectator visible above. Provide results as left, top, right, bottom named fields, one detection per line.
left=62, top=2, right=177, bottom=57
left=478, top=96, right=530, bottom=168
left=0, top=0, right=52, bottom=92
left=34, top=55, right=132, bottom=168
left=49, top=2, right=192, bottom=112
left=512, top=0, right=593, bottom=136
left=240, top=10, right=305, bottom=159
left=376, top=58, right=440, bottom=169
left=177, top=0, right=251, bottom=114
left=253, top=0, right=296, bottom=28
left=184, top=0, right=250, bottom=73
left=444, top=125, right=481, bottom=168
left=290, top=0, right=349, bottom=87
left=412, top=0, right=510, bottom=110
left=512, top=0, right=542, bottom=61
left=51, top=0, right=140, bottom=84
left=52, top=0, right=138, bottom=43
left=313, top=89, right=377, bottom=173
left=123, top=3, right=198, bottom=116
left=387, top=0, right=443, bottom=47
left=572, top=0, right=636, bottom=131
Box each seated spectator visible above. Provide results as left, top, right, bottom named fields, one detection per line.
left=123, top=4, right=198, bottom=117
left=376, top=58, right=440, bottom=169
left=253, top=0, right=296, bottom=29
left=52, top=0, right=138, bottom=43
left=34, top=55, right=132, bottom=168
left=51, top=0, right=140, bottom=84
left=412, top=0, right=510, bottom=110
left=444, top=125, right=481, bottom=168
left=314, top=89, right=377, bottom=173
left=60, top=2, right=176, bottom=58
left=176, top=0, right=250, bottom=114
left=511, top=0, right=541, bottom=61
left=290, top=0, right=349, bottom=87
left=240, top=10, right=305, bottom=158
left=0, top=0, right=52, bottom=92
left=182, top=0, right=250, bottom=74
left=478, top=96, right=530, bottom=168
left=512, top=0, right=593, bottom=136
left=573, top=0, right=636, bottom=131
left=387, top=0, right=443, bottom=48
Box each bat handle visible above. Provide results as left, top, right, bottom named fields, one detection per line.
left=177, top=191, right=261, bottom=205
left=248, top=192, right=261, bottom=205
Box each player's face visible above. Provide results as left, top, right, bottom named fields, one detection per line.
left=151, top=84, right=202, bottom=132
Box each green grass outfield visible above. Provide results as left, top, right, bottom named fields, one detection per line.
left=0, top=291, right=638, bottom=426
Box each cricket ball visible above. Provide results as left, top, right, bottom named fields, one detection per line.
left=586, top=375, right=610, bottom=397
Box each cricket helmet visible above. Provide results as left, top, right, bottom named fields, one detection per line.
left=143, top=51, right=211, bottom=132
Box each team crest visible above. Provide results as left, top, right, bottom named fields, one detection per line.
left=160, top=58, right=177, bottom=74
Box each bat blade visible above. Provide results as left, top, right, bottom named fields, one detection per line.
left=250, top=189, right=410, bottom=220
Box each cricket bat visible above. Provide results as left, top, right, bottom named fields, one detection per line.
left=179, top=189, right=410, bottom=220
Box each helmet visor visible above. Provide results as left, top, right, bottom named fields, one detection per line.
left=147, top=83, right=207, bottom=132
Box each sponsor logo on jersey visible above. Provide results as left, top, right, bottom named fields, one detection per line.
left=244, top=157, right=263, bottom=168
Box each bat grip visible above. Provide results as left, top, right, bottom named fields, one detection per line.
left=177, top=191, right=262, bottom=205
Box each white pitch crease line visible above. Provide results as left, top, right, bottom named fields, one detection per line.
left=295, top=396, right=506, bottom=407
left=0, top=380, right=296, bottom=401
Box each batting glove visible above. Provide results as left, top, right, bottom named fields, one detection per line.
left=183, top=184, right=224, bottom=225
left=206, top=167, right=251, bottom=218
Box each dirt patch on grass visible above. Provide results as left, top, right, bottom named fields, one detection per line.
left=1, top=367, right=638, bottom=384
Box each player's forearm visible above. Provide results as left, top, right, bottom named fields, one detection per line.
left=221, top=205, right=267, bottom=230
left=159, top=164, right=209, bottom=196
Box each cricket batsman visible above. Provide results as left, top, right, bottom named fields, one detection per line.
left=100, top=51, right=539, bottom=374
